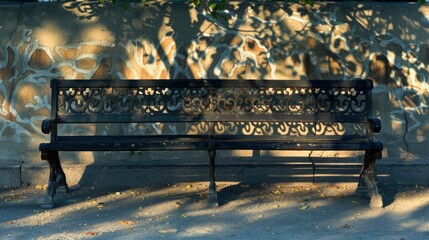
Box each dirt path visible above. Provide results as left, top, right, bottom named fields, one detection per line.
left=1, top=183, right=428, bottom=239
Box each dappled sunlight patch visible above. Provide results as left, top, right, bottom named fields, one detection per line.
left=397, top=219, right=429, bottom=233
left=385, top=188, right=429, bottom=215
left=33, top=20, right=65, bottom=50
left=132, top=182, right=210, bottom=199
left=416, top=222, right=429, bottom=233
left=302, top=199, right=335, bottom=209
left=182, top=208, right=218, bottom=218
left=38, top=220, right=142, bottom=239
left=340, top=205, right=386, bottom=222
left=181, top=223, right=226, bottom=237
left=9, top=209, right=64, bottom=227
left=242, top=201, right=292, bottom=215
left=336, top=185, right=429, bottom=233
left=134, top=199, right=183, bottom=218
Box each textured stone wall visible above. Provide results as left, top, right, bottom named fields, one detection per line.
left=0, top=1, right=428, bottom=167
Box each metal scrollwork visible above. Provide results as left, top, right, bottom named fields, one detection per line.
left=58, top=85, right=368, bottom=116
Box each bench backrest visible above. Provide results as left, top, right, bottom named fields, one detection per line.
left=49, top=79, right=376, bottom=140
left=52, top=79, right=373, bottom=122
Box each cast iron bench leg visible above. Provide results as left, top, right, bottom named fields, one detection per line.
left=358, top=150, right=383, bottom=208
left=41, top=151, right=69, bottom=209
left=207, top=148, right=218, bottom=207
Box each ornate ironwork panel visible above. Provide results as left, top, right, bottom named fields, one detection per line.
left=53, top=80, right=373, bottom=138
left=57, top=85, right=369, bottom=120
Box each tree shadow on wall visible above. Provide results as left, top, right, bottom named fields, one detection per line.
left=60, top=0, right=202, bottom=80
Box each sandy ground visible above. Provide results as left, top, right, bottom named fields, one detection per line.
left=1, top=182, right=428, bottom=240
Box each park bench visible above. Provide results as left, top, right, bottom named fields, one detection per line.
left=39, top=79, right=383, bottom=208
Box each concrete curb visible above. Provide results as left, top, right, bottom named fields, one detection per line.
left=6, top=162, right=427, bottom=188
left=0, top=164, right=21, bottom=187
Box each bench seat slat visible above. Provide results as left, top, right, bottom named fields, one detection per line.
left=39, top=135, right=381, bottom=151
left=40, top=141, right=381, bottom=151
left=41, top=135, right=210, bottom=151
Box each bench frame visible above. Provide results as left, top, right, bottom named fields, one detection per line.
left=39, top=79, right=383, bottom=208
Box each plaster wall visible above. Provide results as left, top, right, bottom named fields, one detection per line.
left=0, top=1, right=428, bottom=185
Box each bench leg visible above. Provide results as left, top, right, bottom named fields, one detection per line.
left=207, top=149, right=218, bottom=207
left=358, top=150, right=383, bottom=208
left=41, top=151, right=68, bottom=209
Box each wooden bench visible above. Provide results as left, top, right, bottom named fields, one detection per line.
left=39, top=79, right=383, bottom=208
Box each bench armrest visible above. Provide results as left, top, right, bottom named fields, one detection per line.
left=41, top=119, right=56, bottom=134
left=368, top=117, right=381, bottom=133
